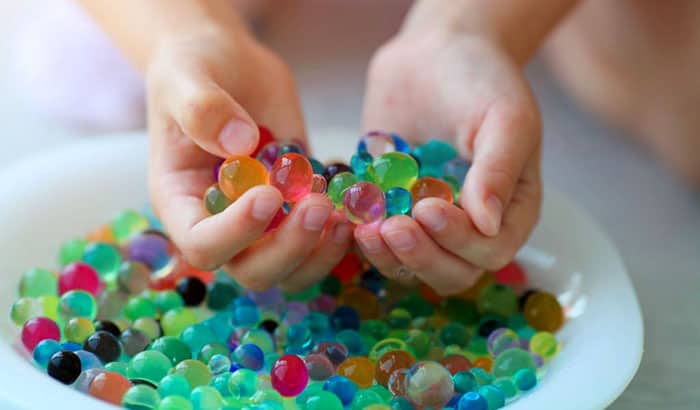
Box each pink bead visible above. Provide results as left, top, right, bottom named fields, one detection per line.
left=270, top=153, right=313, bottom=202
left=343, top=182, right=386, bottom=224
left=271, top=354, right=309, bottom=397
left=59, top=262, right=101, bottom=296
left=21, top=317, right=60, bottom=351
left=495, top=262, right=526, bottom=286
left=311, top=174, right=327, bottom=193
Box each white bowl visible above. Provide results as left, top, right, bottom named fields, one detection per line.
left=0, top=135, right=643, bottom=409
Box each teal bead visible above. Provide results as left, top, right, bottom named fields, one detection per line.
left=296, top=381, right=325, bottom=406
left=190, top=386, right=224, bottom=410
left=149, top=336, right=192, bottom=366
left=154, top=291, right=185, bottom=314
left=228, top=368, right=258, bottom=399
left=439, top=322, right=469, bottom=347
left=477, top=385, right=506, bottom=409
left=512, top=368, right=537, bottom=391
left=158, top=396, right=193, bottom=410
left=59, top=290, right=98, bottom=321
left=308, top=157, right=325, bottom=175
left=285, top=323, right=313, bottom=352
left=250, top=388, right=283, bottom=405
left=32, top=339, right=61, bottom=368
left=58, top=238, right=88, bottom=267
left=492, top=348, right=536, bottom=378
left=19, top=268, right=57, bottom=297
left=82, top=242, right=122, bottom=280
left=209, top=373, right=232, bottom=396
left=493, top=378, right=518, bottom=399
left=350, top=389, right=384, bottom=410
left=122, top=385, right=161, bottom=410
left=350, top=151, right=373, bottom=181
left=159, top=374, right=192, bottom=398
left=206, top=281, right=238, bottom=311
left=516, top=326, right=536, bottom=341
left=366, top=385, right=392, bottom=403
left=470, top=368, right=493, bottom=386
left=264, top=352, right=280, bottom=373
left=128, top=350, right=173, bottom=385
left=105, top=361, right=130, bottom=377
left=389, top=397, right=415, bottom=410
left=453, top=370, right=478, bottom=393
left=506, top=313, right=528, bottom=330
left=306, top=390, right=344, bottom=410
left=385, top=187, right=412, bottom=216
left=112, top=209, right=149, bottom=244
left=180, top=324, right=218, bottom=354
left=367, top=152, right=419, bottom=191
left=412, top=140, right=457, bottom=177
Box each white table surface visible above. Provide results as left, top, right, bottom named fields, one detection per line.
left=1, top=1, right=698, bottom=409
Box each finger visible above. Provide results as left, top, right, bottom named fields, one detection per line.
left=223, top=194, right=334, bottom=291
left=279, top=213, right=354, bottom=292
left=379, top=216, right=482, bottom=295
left=458, top=101, right=541, bottom=237
left=414, top=157, right=542, bottom=270
left=164, top=72, right=260, bottom=157
left=354, top=223, right=419, bottom=286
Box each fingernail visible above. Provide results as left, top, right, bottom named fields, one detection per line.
left=416, top=205, right=448, bottom=232
left=484, top=195, right=503, bottom=236
left=219, top=119, right=257, bottom=154
left=383, top=229, right=417, bottom=251
left=358, top=235, right=383, bottom=254
left=333, top=223, right=352, bottom=245
left=252, top=194, right=280, bottom=221
left=303, top=205, right=332, bottom=231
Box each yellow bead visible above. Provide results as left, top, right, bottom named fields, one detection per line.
left=218, top=156, right=269, bottom=202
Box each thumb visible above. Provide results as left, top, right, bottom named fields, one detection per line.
left=166, top=74, right=259, bottom=158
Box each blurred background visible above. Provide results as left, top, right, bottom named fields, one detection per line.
left=0, top=1, right=698, bottom=408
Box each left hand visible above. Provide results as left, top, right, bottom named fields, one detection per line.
left=356, top=30, right=542, bottom=295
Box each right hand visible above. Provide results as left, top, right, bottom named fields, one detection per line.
left=146, top=25, right=353, bottom=291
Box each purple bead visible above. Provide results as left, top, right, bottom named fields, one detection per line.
left=309, top=295, right=336, bottom=314
left=213, top=159, right=225, bottom=181
left=343, top=182, right=385, bottom=224
left=246, top=288, right=284, bottom=312
left=256, top=142, right=281, bottom=170
left=127, top=231, right=174, bottom=273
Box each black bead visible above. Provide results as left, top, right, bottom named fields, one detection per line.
left=83, top=331, right=122, bottom=363
left=47, top=351, right=82, bottom=385
left=94, top=320, right=121, bottom=338
left=258, top=319, right=279, bottom=334
left=322, top=163, right=353, bottom=182
left=519, top=289, right=538, bottom=311
left=176, top=277, right=207, bottom=306
left=478, top=319, right=504, bottom=338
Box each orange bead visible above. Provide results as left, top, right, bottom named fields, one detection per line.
left=440, top=354, right=472, bottom=374
left=375, top=350, right=415, bottom=387
left=87, top=225, right=115, bottom=244
left=337, top=285, right=379, bottom=320
left=473, top=356, right=493, bottom=372
left=410, top=177, right=453, bottom=204
left=523, top=291, right=564, bottom=332
left=88, top=371, right=132, bottom=405
left=218, top=155, right=269, bottom=202
left=337, top=356, right=375, bottom=388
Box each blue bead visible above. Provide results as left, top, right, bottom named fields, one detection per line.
left=61, top=342, right=82, bottom=352
left=323, top=375, right=358, bottom=405
left=308, top=157, right=326, bottom=175
left=75, top=350, right=102, bottom=370
left=458, top=392, right=488, bottom=410
left=330, top=306, right=361, bottom=331
left=391, top=134, right=411, bottom=153
left=442, top=157, right=471, bottom=182
left=447, top=393, right=464, bottom=408
left=233, top=297, right=256, bottom=308
left=231, top=343, right=264, bottom=371
left=350, top=151, right=373, bottom=180
left=385, top=187, right=412, bottom=216
left=33, top=339, right=61, bottom=368
left=513, top=368, right=537, bottom=391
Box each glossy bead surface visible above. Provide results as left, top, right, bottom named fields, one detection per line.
left=271, top=354, right=309, bottom=397
left=375, top=349, right=415, bottom=387
left=47, top=350, right=82, bottom=385
left=413, top=140, right=457, bottom=177
left=328, top=172, right=359, bottom=209
left=88, top=371, right=132, bottom=405
left=367, top=152, right=419, bottom=191
left=203, top=184, right=231, bottom=215
left=523, top=291, right=564, bottom=332
left=410, top=177, right=454, bottom=204
left=218, top=155, right=269, bottom=202
left=21, top=317, right=60, bottom=351
left=337, top=356, right=374, bottom=388
left=270, top=153, right=313, bottom=202
left=385, top=187, right=412, bottom=216
left=84, top=331, right=122, bottom=363
left=405, top=361, right=454, bottom=408
left=20, top=268, right=58, bottom=297
left=343, top=182, right=386, bottom=224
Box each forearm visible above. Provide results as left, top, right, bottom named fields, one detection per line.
left=402, top=0, right=580, bottom=65
left=78, top=0, right=247, bottom=71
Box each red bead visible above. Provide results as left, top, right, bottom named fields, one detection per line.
left=21, top=317, right=60, bottom=351
left=265, top=208, right=288, bottom=233
left=331, top=253, right=363, bottom=283
left=253, top=125, right=276, bottom=157
left=59, top=262, right=101, bottom=296
left=269, top=153, right=313, bottom=202
left=270, top=354, right=308, bottom=397
left=494, top=261, right=526, bottom=286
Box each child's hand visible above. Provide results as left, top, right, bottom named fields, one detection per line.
left=357, top=31, right=542, bottom=295
left=147, top=26, right=353, bottom=291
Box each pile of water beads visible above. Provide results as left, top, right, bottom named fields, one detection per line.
left=205, top=128, right=471, bottom=225
left=11, top=202, right=565, bottom=410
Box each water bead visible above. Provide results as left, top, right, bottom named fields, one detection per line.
left=158, top=374, right=192, bottom=398
left=57, top=262, right=101, bottom=296
left=116, top=262, right=150, bottom=295
left=89, top=371, right=132, bottom=405
left=323, top=162, right=353, bottom=183
left=286, top=323, right=313, bottom=354
left=410, top=177, right=454, bottom=204
left=21, top=317, right=60, bottom=351
left=308, top=157, right=325, bottom=175
left=271, top=354, right=309, bottom=397
left=522, top=291, right=564, bottom=332
left=83, top=331, right=122, bottom=363
left=453, top=370, right=478, bottom=394
left=197, top=343, right=229, bottom=364
left=240, top=328, right=275, bottom=354
left=412, top=140, right=457, bottom=177
left=512, top=368, right=537, bottom=391
left=478, top=384, right=506, bottom=409
left=47, top=350, right=82, bottom=385
left=309, top=294, right=336, bottom=314
left=125, top=296, right=157, bottom=321
left=310, top=174, right=328, bottom=194
left=127, top=231, right=176, bottom=275
left=440, top=322, right=470, bottom=347
left=231, top=343, right=264, bottom=370
left=306, top=390, right=344, bottom=410
left=357, top=131, right=395, bottom=157
left=350, top=151, right=373, bottom=181
left=327, top=172, right=359, bottom=209
left=493, top=378, right=518, bottom=400
left=404, top=329, right=431, bottom=359
left=232, top=305, right=260, bottom=327
left=442, top=157, right=471, bottom=182
left=387, top=308, right=412, bottom=329
left=218, top=155, right=269, bottom=202
left=253, top=125, right=276, bottom=157
left=190, top=385, right=224, bottom=410
left=375, top=350, right=416, bottom=387
left=369, top=338, right=408, bottom=362
left=367, top=152, right=419, bottom=191
left=477, top=284, right=518, bottom=318
left=64, top=317, right=95, bottom=344
left=256, top=142, right=282, bottom=170
left=82, top=242, right=122, bottom=279
left=122, top=385, right=161, bottom=410
left=529, top=331, right=559, bottom=361
left=351, top=389, right=384, bottom=410
left=32, top=338, right=62, bottom=368
left=155, top=291, right=185, bottom=314
left=279, top=142, right=304, bottom=155
left=158, top=396, right=192, bottom=410
left=10, top=297, right=42, bottom=326
left=76, top=349, right=104, bottom=370
left=405, top=361, right=454, bottom=408
left=305, top=353, right=335, bottom=381
left=323, top=375, right=358, bottom=405
left=181, top=324, right=218, bottom=355
left=458, top=391, right=489, bottom=410
left=494, top=261, right=526, bottom=287
left=106, top=361, right=130, bottom=377
left=205, top=354, right=231, bottom=376
left=314, top=341, right=349, bottom=367
left=343, top=182, right=386, bottom=224
left=491, top=348, right=536, bottom=379
left=203, top=184, right=231, bottom=215
left=133, top=318, right=162, bottom=340
left=384, top=187, right=412, bottom=217
left=336, top=356, right=374, bottom=388
left=269, top=153, right=313, bottom=202
left=228, top=368, right=258, bottom=398
left=473, top=357, right=493, bottom=372
left=59, top=238, right=88, bottom=267
left=335, top=330, right=367, bottom=357
left=487, top=328, right=520, bottom=357
left=96, top=290, right=127, bottom=321
left=173, top=359, right=212, bottom=388
left=112, top=209, right=150, bottom=244
left=337, top=286, right=380, bottom=321
left=20, top=268, right=58, bottom=298
left=440, top=354, right=473, bottom=375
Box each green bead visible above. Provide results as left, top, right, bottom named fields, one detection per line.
left=159, top=374, right=192, bottom=398
left=59, top=238, right=88, bottom=267
left=59, top=290, right=98, bottom=321
left=306, top=391, right=344, bottom=410
left=360, top=320, right=389, bottom=341
left=158, top=396, right=193, bottom=410
left=492, top=348, right=536, bottom=378
left=284, top=284, right=320, bottom=302
left=227, top=368, right=258, bottom=399
left=395, top=293, right=433, bottom=318
left=125, top=296, right=158, bottom=321
left=128, top=350, right=173, bottom=385
left=197, top=343, right=230, bottom=363
left=204, top=185, right=232, bottom=215
left=512, top=368, right=537, bottom=391
left=493, top=378, right=518, bottom=399
left=82, top=242, right=122, bottom=280
left=467, top=337, right=488, bottom=356
left=206, top=281, right=238, bottom=311
left=296, top=381, right=324, bottom=406
left=105, top=361, right=130, bottom=377
left=190, top=386, right=224, bottom=410
left=122, top=385, right=161, bottom=410
left=173, top=359, right=212, bottom=388
left=470, top=367, right=493, bottom=386
left=404, top=329, right=431, bottom=359
left=441, top=298, right=479, bottom=326
left=38, top=295, right=59, bottom=321
left=155, top=291, right=185, bottom=314
left=529, top=331, right=559, bottom=361
left=181, top=324, right=218, bottom=354
left=327, top=172, right=359, bottom=208
left=439, top=322, right=469, bottom=347
left=350, top=151, right=373, bottom=181
left=367, top=152, right=419, bottom=191
left=320, top=276, right=342, bottom=296
left=64, top=317, right=95, bottom=343
left=240, top=329, right=275, bottom=354
left=133, top=318, right=162, bottom=340
left=516, top=326, right=536, bottom=341
left=366, top=385, right=392, bottom=403
left=19, top=268, right=57, bottom=297
left=386, top=308, right=412, bottom=329
left=250, top=388, right=283, bottom=405
left=10, top=298, right=42, bottom=326
left=453, top=370, right=478, bottom=393
left=351, top=389, right=383, bottom=410
left=149, top=336, right=192, bottom=366
left=112, top=209, right=149, bottom=244
left=161, top=307, right=198, bottom=337
left=478, top=385, right=506, bottom=409
left=477, top=284, right=518, bottom=317
left=412, top=140, right=457, bottom=177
